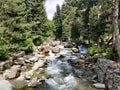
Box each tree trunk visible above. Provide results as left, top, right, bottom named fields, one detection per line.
left=112, top=0, right=120, bottom=62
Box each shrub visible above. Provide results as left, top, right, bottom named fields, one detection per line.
left=103, top=48, right=113, bottom=60
left=87, top=45, right=98, bottom=56
left=33, top=36, right=42, bottom=46
left=0, top=45, right=9, bottom=61
left=22, top=38, right=34, bottom=53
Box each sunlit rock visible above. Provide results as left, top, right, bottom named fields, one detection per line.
left=28, top=77, right=38, bottom=88
left=93, top=83, right=105, bottom=89
left=51, top=47, right=60, bottom=54
left=32, top=59, right=47, bottom=70
left=71, top=47, right=79, bottom=53
left=3, top=67, right=21, bottom=80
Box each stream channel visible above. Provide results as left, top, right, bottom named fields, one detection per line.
left=16, top=45, right=103, bottom=90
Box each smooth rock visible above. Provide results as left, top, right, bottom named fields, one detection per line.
left=3, top=69, right=20, bottom=79
left=32, top=59, right=46, bottom=70
left=93, top=83, right=105, bottom=89
left=0, top=75, right=4, bottom=80
left=11, top=65, right=21, bottom=72
left=29, top=57, right=38, bottom=62
left=10, top=79, right=27, bottom=90
left=16, top=75, right=25, bottom=81
left=0, top=80, right=16, bottom=90
left=51, top=47, right=60, bottom=53
left=71, top=47, right=79, bottom=53
left=79, top=55, right=85, bottom=60
left=25, top=70, right=34, bottom=80
left=35, top=55, right=45, bottom=58
left=18, top=57, right=25, bottom=61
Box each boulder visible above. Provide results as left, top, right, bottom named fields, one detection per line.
left=71, top=47, right=79, bottom=53
left=32, top=59, right=47, bottom=70
left=95, top=59, right=114, bottom=83
left=11, top=65, right=21, bottom=72
left=29, top=57, right=38, bottom=63
left=64, top=42, right=73, bottom=48
left=49, top=41, right=61, bottom=47
left=28, top=77, right=38, bottom=87
left=93, top=83, right=105, bottom=89
left=24, top=70, right=34, bottom=80
left=0, top=75, right=4, bottom=80
left=95, top=59, right=120, bottom=90
left=0, top=80, right=16, bottom=90
left=3, top=67, right=21, bottom=80
left=10, top=79, right=27, bottom=90
left=0, top=60, right=13, bottom=71
left=51, top=47, right=60, bottom=54
left=105, top=63, right=120, bottom=90
left=11, top=51, right=25, bottom=60
left=39, top=47, right=49, bottom=56
left=79, top=55, right=86, bottom=60
left=18, top=57, right=25, bottom=61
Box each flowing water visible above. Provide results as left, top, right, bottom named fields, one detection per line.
left=16, top=45, right=102, bottom=90
left=33, top=46, right=100, bottom=90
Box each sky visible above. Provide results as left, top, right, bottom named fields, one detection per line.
left=45, top=0, right=64, bottom=20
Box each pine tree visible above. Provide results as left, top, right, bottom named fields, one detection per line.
left=53, top=4, right=63, bottom=40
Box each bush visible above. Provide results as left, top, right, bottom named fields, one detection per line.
left=103, top=48, right=113, bottom=60
left=21, top=38, right=34, bottom=53
left=87, top=44, right=114, bottom=60
left=0, top=45, right=9, bottom=61
left=33, top=36, right=42, bottom=46
left=87, top=45, right=98, bottom=56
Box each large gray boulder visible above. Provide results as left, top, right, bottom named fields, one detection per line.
left=105, top=63, right=120, bottom=90
left=95, top=59, right=120, bottom=90
left=95, top=59, right=114, bottom=83
left=0, top=80, right=16, bottom=90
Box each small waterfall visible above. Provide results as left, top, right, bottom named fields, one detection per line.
left=78, top=45, right=87, bottom=54
left=44, top=47, right=78, bottom=90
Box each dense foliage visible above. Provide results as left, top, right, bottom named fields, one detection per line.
left=0, top=0, right=120, bottom=61
left=0, top=0, right=54, bottom=60
left=53, top=0, right=120, bottom=60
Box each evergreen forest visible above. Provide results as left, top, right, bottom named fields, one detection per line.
left=0, top=0, right=120, bottom=61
